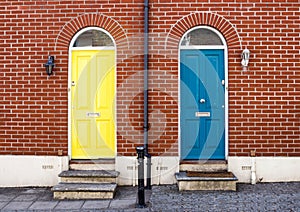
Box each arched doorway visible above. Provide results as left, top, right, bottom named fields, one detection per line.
left=68, top=27, right=116, bottom=159
left=179, top=26, right=228, bottom=160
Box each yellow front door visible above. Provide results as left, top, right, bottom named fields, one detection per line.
left=71, top=50, right=115, bottom=159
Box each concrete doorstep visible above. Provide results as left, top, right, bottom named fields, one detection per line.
left=52, top=169, right=120, bottom=200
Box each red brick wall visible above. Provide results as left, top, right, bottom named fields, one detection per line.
left=0, top=0, right=299, bottom=157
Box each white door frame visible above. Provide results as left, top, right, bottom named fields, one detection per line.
left=178, top=25, right=229, bottom=160
left=67, top=27, right=117, bottom=158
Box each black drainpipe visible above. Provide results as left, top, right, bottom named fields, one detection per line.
left=143, top=0, right=151, bottom=189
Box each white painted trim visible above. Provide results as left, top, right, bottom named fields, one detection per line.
left=68, top=27, right=117, bottom=159
left=71, top=47, right=115, bottom=51
left=178, top=25, right=229, bottom=160
left=179, top=25, right=227, bottom=47
left=117, top=156, right=300, bottom=185
left=224, top=46, right=229, bottom=160
left=0, top=156, right=69, bottom=187
left=2, top=155, right=298, bottom=186
left=116, top=156, right=180, bottom=186
left=180, top=45, right=225, bottom=50
left=69, top=26, right=116, bottom=49
left=228, top=157, right=300, bottom=183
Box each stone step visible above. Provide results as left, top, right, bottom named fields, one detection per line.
left=59, top=170, right=119, bottom=184
left=180, top=160, right=227, bottom=172
left=52, top=183, right=117, bottom=200
left=69, top=159, right=115, bottom=171
left=175, top=171, right=238, bottom=191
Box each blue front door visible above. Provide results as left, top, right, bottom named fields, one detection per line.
left=180, top=49, right=225, bottom=160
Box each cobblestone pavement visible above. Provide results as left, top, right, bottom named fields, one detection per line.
left=150, top=183, right=300, bottom=212
left=0, top=183, right=299, bottom=211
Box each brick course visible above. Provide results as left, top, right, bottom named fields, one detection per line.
left=0, top=0, right=299, bottom=157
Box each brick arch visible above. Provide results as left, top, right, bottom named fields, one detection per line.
left=55, top=13, right=128, bottom=50
left=166, top=12, right=241, bottom=50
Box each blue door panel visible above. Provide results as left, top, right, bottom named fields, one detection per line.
left=180, top=49, right=225, bottom=160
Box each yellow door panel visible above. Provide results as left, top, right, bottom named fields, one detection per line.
left=71, top=50, right=115, bottom=159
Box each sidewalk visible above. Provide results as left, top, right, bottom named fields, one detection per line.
left=0, top=182, right=299, bottom=211
left=0, top=186, right=150, bottom=212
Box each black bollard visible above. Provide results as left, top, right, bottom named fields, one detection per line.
left=136, top=146, right=146, bottom=208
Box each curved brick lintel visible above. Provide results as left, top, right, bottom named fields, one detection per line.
left=166, top=12, right=242, bottom=50
left=55, top=13, right=128, bottom=51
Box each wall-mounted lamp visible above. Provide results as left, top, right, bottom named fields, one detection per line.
left=44, top=56, right=55, bottom=76
left=241, top=49, right=250, bottom=69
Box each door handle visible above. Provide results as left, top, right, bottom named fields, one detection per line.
left=200, top=99, right=206, bottom=103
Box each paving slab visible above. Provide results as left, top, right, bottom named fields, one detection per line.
left=37, top=192, right=54, bottom=201
left=0, top=202, right=8, bottom=210
left=114, top=186, right=137, bottom=200
left=54, top=200, right=84, bottom=210
left=82, top=200, right=110, bottom=209
left=109, top=199, right=136, bottom=209
left=0, top=194, right=16, bottom=202
left=2, top=201, right=33, bottom=210
left=28, top=200, right=58, bottom=210
left=21, top=188, right=49, bottom=194
left=14, top=194, right=39, bottom=201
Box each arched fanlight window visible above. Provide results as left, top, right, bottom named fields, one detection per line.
left=181, top=28, right=223, bottom=46
left=73, top=29, right=114, bottom=47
